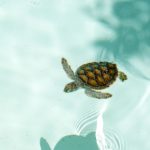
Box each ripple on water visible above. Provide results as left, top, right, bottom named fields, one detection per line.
left=98, top=128, right=126, bottom=150
left=75, top=102, right=109, bottom=135
left=75, top=107, right=99, bottom=135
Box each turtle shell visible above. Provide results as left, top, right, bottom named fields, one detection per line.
left=76, top=62, right=118, bottom=89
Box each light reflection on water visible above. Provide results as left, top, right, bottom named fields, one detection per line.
left=97, top=114, right=128, bottom=150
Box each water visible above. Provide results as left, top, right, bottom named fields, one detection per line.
left=0, top=0, right=150, bottom=150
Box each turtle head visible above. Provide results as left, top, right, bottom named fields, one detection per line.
left=64, top=82, right=79, bottom=93
left=118, top=71, right=127, bottom=81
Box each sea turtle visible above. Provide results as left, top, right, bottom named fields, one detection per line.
left=61, top=58, right=127, bottom=99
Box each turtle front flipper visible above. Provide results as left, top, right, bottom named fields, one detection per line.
left=61, top=58, right=75, bottom=80
left=85, top=89, right=112, bottom=99
left=118, top=71, right=127, bottom=82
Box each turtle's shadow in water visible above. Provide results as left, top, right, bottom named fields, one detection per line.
left=40, top=132, right=99, bottom=150
left=40, top=138, right=51, bottom=150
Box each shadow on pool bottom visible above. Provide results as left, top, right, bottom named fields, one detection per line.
left=40, top=132, right=99, bottom=150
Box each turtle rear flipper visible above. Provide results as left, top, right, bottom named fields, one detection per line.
left=64, top=82, right=79, bottom=93
left=61, top=58, right=75, bottom=80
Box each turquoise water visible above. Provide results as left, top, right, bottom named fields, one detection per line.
left=0, top=0, right=150, bottom=150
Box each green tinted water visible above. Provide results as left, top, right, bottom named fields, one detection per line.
left=0, top=0, right=150, bottom=150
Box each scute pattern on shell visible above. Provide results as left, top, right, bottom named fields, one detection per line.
left=76, top=62, right=118, bottom=89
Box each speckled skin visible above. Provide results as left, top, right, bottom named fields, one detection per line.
left=62, top=58, right=127, bottom=99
